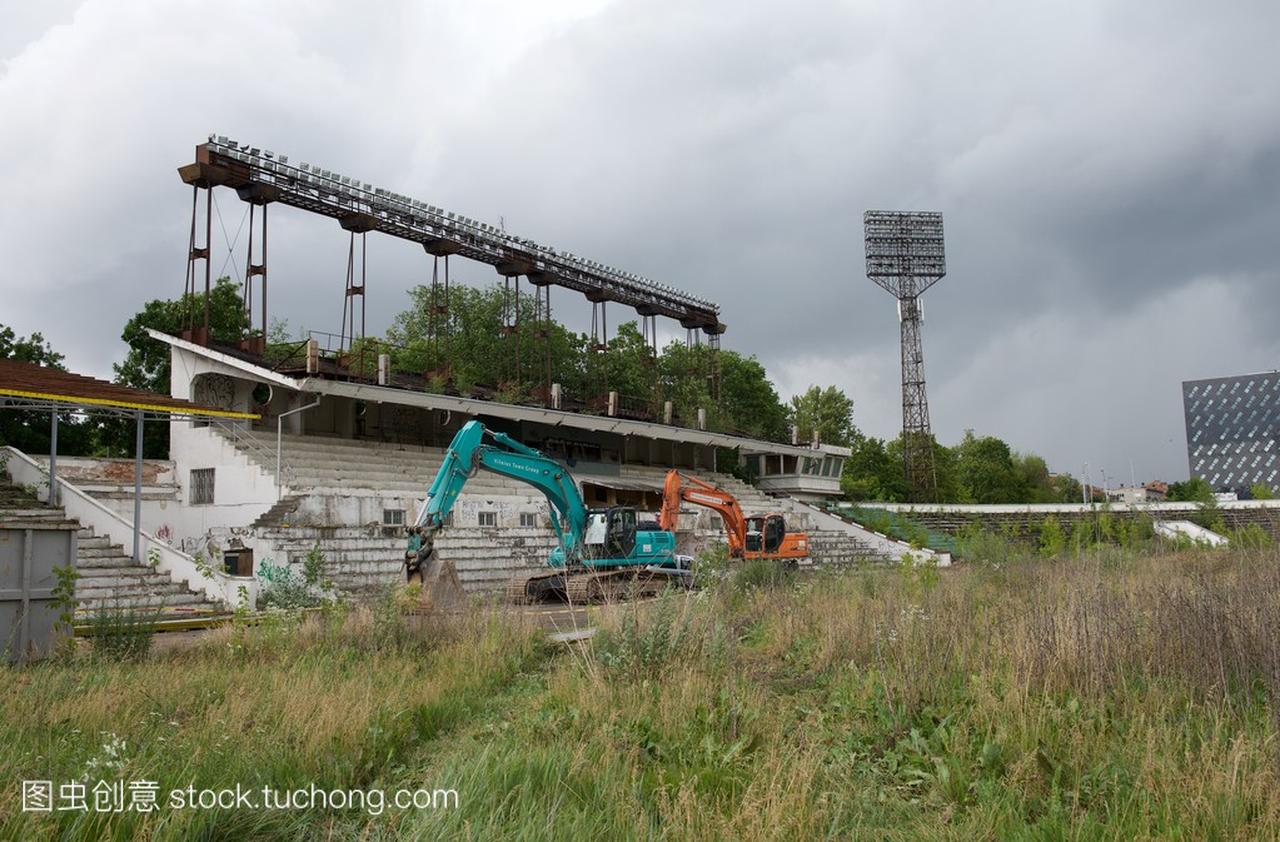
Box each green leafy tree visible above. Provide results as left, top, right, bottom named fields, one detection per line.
left=387, top=282, right=792, bottom=441
left=115, top=276, right=248, bottom=394
left=1249, top=482, right=1274, bottom=500
left=104, top=277, right=248, bottom=457
left=954, top=430, right=1026, bottom=503
left=0, top=325, right=64, bottom=366
left=788, top=385, right=856, bottom=447
left=0, top=325, right=98, bottom=457
left=716, top=351, right=789, bottom=441
left=1014, top=453, right=1060, bottom=503
left=387, top=282, right=589, bottom=401
left=606, top=322, right=657, bottom=406
left=1167, top=476, right=1214, bottom=503
left=841, top=433, right=907, bottom=501
left=1051, top=472, right=1084, bottom=504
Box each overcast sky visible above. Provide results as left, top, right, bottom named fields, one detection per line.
left=2, top=0, right=1278, bottom=484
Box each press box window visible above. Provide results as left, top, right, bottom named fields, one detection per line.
left=519, top=512, right=539, bottom=528
left=478, top=511, right=498, bottom=527
left=190, top=468, right=215, bottom=506
left=383, top=509, right=405, bottom=526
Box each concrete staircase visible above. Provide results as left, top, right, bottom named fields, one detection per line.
left=0, top=479, right=224, bottom=617
left=804, top=531, right=884, bottom=567
left=253, top=495, right=305, bottom=529
left=252, top=524, right=559, bottom=596
left=237, top=432, right=527, bottom=497
left=74, top=527, right=225, bottom=616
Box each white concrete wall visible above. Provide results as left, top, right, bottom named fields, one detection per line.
left=166, top=423, right=279, bottom=552
left=278, top=491, right=549, bottom=530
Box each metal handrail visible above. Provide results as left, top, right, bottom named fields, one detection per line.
left=211, top=420, right=291, bottom=486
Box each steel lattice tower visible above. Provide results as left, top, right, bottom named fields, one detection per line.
left=864, top=211, right=947, bottom=502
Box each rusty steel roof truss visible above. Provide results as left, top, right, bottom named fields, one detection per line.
left=184, top=135, right=725, bottom=334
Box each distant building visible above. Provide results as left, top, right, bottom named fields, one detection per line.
left=1103, top=482, right=1167, bottom=504
left=1107, top=485, right=1166, bottom=505
left=1182, top=371, right=1280, bottom=496
left=1081, top=484, right=1109, bottom=503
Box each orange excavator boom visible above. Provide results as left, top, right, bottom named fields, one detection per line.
left=661, top=470, right=748, bottom=557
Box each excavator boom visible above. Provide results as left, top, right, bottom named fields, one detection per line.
left=416, top=421, right=587, bottom=564
left=661, top=470, right=747, bottom=557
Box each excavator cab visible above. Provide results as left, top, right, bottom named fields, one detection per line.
left=745, top=514, right=787, bottom=554
left=584, top=507, right=638, bottom=559
left=604, top=506, right=637, bottom=558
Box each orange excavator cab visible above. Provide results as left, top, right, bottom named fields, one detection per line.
left=744, top=513, right=808, bottom=561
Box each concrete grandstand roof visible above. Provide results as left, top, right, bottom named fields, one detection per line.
left=148, top=330, right=848, bottom=458
left=305, top=378, right=849, bottom=458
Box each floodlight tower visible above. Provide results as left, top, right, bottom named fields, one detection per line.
left=864, top=211, right=947, bottom=502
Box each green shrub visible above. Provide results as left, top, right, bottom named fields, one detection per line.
left=1069, top=518, right=1094, bottom=556
left=1228, top=523, right=1272, bottom=551
left=592, top=589, right=697, bottom=680
left=257, top=558, right=328, bottom=610
left=1039, top=517, right=1066, bottom=558
left=49, top=564, right=80, bottom=658
left=733, top=557, right=794, bottom=591
left=956, top=524, right=1021, bottom=565
left=899, top=552, right=940, bottom=596
left=1191, top=497, right=1228, bottom=534
left=693, top=541, right=731, bottom=588
left=86, top=602, right=160, bottom=660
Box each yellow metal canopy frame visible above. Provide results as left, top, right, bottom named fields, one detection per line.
left=0, top=387, right=259, bottom=420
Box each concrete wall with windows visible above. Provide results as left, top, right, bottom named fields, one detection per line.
left=745, top=450, right=847, bottom=501
left=164, top=423, right=279, bottom=552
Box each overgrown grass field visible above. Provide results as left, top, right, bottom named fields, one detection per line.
left=5, top=546, right=1280, bottom=839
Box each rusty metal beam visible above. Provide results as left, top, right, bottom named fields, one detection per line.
left=186, top=135, right=726, bottom=335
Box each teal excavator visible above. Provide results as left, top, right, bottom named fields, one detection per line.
left=408, top=420, right=690, bottom=603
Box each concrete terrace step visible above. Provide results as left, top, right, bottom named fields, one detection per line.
left=77, top=554, right=144, bottom=570
left=77, top=592, right=212, bottom=612
left=77, top=585, right=203, bottom=604
left=291, top=475, right=518, bottom=492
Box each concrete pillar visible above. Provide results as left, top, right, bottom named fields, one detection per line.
left=287, top=394, right=307, bottom=435
left=335, top=397, right=355, bottom=438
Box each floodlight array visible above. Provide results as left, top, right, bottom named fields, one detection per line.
left=201, top=135, right=722, bottom=331
left=863, top=210, right=947, bottom=284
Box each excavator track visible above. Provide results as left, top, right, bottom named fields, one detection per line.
left=505, top=566, right=691, bottom=605
left=504, top=570, right=567, bottom=604
left=562, top=567, right=689, bottom=604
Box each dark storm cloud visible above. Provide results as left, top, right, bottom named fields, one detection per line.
left=2, top=0, right=1278, bottom=483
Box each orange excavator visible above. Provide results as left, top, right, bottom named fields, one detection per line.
left=659, top=470, right=809, bottom=562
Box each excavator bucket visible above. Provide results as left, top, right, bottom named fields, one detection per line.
left=407, top=548, right=466, bottom=610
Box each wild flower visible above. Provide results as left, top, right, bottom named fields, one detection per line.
left=82, top=732, right=127, bottom=778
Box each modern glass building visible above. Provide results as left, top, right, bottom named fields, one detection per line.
left=1183, top=372, right=1280, bottom=495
